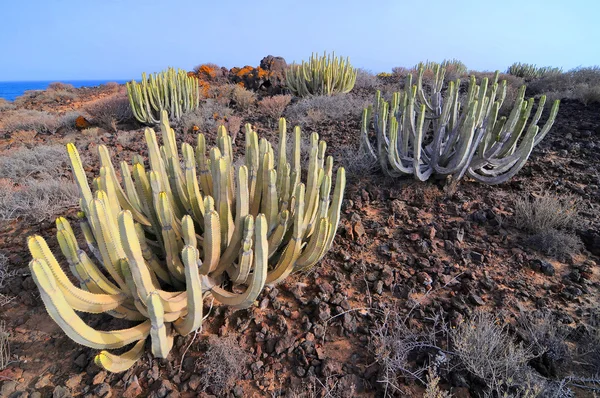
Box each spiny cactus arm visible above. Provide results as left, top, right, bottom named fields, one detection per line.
left=267, top=211, right=290, bottom=258
left=387, top=116, right=414, bottom=175
left=496, top=98, right=535, bottom=158
left=173, top=245, right=204, bottom=336
left=30, top=258, right=150, bottom=349
left=266, top=184, right=305, bottom=285
left=215, top=166, right=250, bottom=275
left=214, top=156, right=234, bottom=248
left=182, top=143, right=205, bottom=224
left=28, top=236, right=126, bottom=313
left=294, top=218, right=330, bottom=270
left=78, top=214, right=102, bottom=263
left=118, top=210, right=159, bottom=300
left=208, top=214, right=268, bottom=310
left=133, top=223, right=172, bottom=285
left=88, top=198, right=129, bottom=290
left=360, top=107, right=378, bottom=160
left=145, top=128, right=183, bottom=218
left=120, top=161, right=144, bottom=215
left=55, top=218, right=121, bottom=295
left=196, top=134, right=213, bottom=197
left=66, top=143, right=93, bottom=214
left=413, top=104, right=434, bottom=182
left=276, top=118, right=287, bottom=193
left=468, top=126, right=539, bottom=185
left=155, top=192, right=186, bottom=284
left=132, top=164, right=165, bottom=256
left=98, top=146, right=150, bottom=226
left=323, top=167, right=346, bottom=253
left=201, top=196, right=221, bottom=275
left=146, top=292, right=172, bottom=358
left=434, top=101, right=478, bottom=175
left=532, top=99, right=560, bottom=146
left=126, top=82, right=147, bottom=124
left=228, top=216, right=254, bottom=284
left=94, top=339, right=146, bottom=373
left=264, top=169, right=279, bottom=232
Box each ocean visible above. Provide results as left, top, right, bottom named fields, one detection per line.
left=0, top=80, right=132, bottom=101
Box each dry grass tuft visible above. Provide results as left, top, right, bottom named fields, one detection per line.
left=514, top=193, right=580, bottom=234
left=0, top=179, right=79, bottom=222
left=231, top=85, right=257, bottom=112
left=196, top=335, right=248, bottom=396
left=0, top=145, right=72, bottom=181
left=285, top=94, right=368, bottom=125
left=258, top=94, right=292, bottom=122
left=84, top=91, right=133, bottom=132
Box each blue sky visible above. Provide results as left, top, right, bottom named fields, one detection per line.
left=0, top=0, right=598, bottom=81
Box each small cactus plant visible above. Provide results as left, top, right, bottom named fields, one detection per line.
left=361, top=64, right=560, bottom=184
left=126, top=67, right=200, bottom=125
left=507, top=62, right=563, bottom=79
left=28, top=111, right=346, bottom=372
left=286, top=52, right=357, bottom=97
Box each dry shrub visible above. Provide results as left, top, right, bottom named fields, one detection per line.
left=85, top=91, right=133, bottom=132
left=180, top=99, right=233, bottom=133
left=524, top=229, right=582, bottom=259
left=103, top=81, right=121, bottom=92
left=115, top=130, right=140, bottom=147
left=354, top=68, right=379, bottom=90
left=0, top=144, right=71, bottom=181
left=529, top=66, right=600, bottom=105
left=9, top=130, right=37, bottom=145
left=371, top=310, right=446, bottom=394
left=221, top=115, right=242, bottom=143
left=337, top=145, right=378, bottom=181
left=197, top=335, right=248, bottom=395
left=47, top=82, right=75, bottom=92
left=0, top=179, right=78, bottom=222
left=514, top=193, right=580, bottom=234
left=0, top=320, right=8, bottom=370
left=231, top=85, right=256, bottom=111
left=0, top=98, right=15, bottom=112
left=285, top=94, right=369, bottom=125
left=1, top=109, right=60, bottom=133
left=423, top=368, right=451, bottom=398
left=208, top=84, right=236, bottom=106
left=451, top=311, right=537, bottom=396
left=258, top=94, right=292, bottom=121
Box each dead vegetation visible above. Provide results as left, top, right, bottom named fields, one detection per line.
left=196, top=335, right=249, bottom=396
left=84, top=90, right=133, bottom=132
left=0, top=320, right=9, bottom=371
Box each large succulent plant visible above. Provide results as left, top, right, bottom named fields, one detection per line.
left=361, top=65, right=560, bottom=185
left=28, top=111, right=346, bottom=372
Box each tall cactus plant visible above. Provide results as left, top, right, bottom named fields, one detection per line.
left=127, top=67, right=200, bottom=125
left=28, top=111, right=346, bottom=372
left=286, top=52, right=357, bottom=97
left=361, top=64, right=560, bottom=184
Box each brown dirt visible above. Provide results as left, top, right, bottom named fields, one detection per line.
left=0, top=84, right=599, bottom=398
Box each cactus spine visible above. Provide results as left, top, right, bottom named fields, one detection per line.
left=286, top=52, right=357, bottom=97
left=361, top=65, right=560, bottom=185
left=28, top=111, right=345, bottom=372
left=127, top=67, right=200, bottom=125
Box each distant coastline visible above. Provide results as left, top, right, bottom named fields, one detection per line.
left=0, top=80, right=132, bottom=101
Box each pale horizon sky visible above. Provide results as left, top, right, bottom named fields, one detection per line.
left=0, top=0, right=598, bottom=81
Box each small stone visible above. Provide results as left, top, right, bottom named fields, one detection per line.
left=295, top=366, right=307, bottom=377
left=470, top=251, right=484, bottom=263
left=75, top=116, right=91, bottom=130
left=74, top=353, right=87, bottom=368
left=93, top=383, right=111, bottom=398
left=93, top=370, right=107, bottom=385
left=233, top=386, right=244, bottom=398
left=0, top=381, right=18, bottom=396
left=187, top=375, right=201, bottom=392
left=123, top=376, right=142, bottom=398
left=469, top=294, right=485, bottom=306
left=52, top=386, right=72, bottom=398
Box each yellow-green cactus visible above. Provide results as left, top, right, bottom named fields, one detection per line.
left=27, top=111, right=345, bottom=373
left=286, top=51, right=357, bottom=97
left=126, top=67, right=200, bottom=125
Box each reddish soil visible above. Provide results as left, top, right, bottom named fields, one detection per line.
left=0, top=84, right=599, bottom=398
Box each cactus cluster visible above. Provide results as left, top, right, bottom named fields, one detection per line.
left=126, top=68, right=200, bottom=125
left=286, top=52, right=357, bottom=97
left=507, top=62, right=563, bottom=79
left=360, top=64, right=560, bottom=184
left=27, top=111, right=346, bottom=372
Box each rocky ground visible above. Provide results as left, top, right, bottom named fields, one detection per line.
left=0, top=71, right=599, bottom=398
